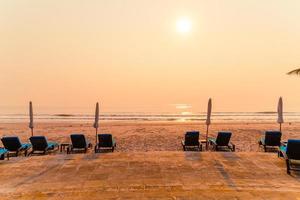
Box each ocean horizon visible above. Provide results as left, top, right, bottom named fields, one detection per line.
left=0, top=111, right=299, bottom=123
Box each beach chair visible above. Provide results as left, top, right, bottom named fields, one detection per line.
left=278, top=139, right=300, bottom=174
left=259, top=131, right=282, bottom=152
left=0, top=148, right=9, bottom=160
left=182, top=131, right=202, bottom=151
left=29, top=136, right=59, bottom=155
left=208, top=132, right=235, bottom=152
left=1, top=136, right=31, bottom=156
left=68, top=134, right=92, bottom=154
left=95, top=134, right=116, bottom=153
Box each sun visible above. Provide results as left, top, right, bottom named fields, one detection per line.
left=176, top=17, right=192, bottom=33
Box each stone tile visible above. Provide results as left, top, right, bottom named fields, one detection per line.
left=0, top=152, right=300, bottom=199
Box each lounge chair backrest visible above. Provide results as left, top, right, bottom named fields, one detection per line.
left=184, top=131, right=199, bottom=146
left=216, top=132, right=232, bottom=146
left=30, top=136, right=48, bottom=151
left=265, top=131, right=281, bottom=146
left=1, top=136, right=22, bottom=151
left=98, top=134, right=113, bottom=147
left=70, top=134, right=87, bottom=148
left=286, top=139, right=300, bottom=160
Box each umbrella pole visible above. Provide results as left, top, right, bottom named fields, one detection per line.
left=31, top=128, right=33, bottom=137
left=279, top=123, right=282, bottom=132
left=206, top=125, right=209, bottom=150
left=95, top=128, right=98, bottom=145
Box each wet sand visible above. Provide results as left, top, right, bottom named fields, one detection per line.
left=0, top=121, right=299, bottom=152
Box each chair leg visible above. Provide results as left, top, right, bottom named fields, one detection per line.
left=264, top=146, right=267, bottom=152
left=28, top=150, right=33, bottom=156
left=286, top=159, right=291, bottom=174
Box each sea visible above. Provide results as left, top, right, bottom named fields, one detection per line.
left=0, top=111, right=299, bottom=123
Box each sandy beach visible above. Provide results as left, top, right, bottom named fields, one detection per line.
left=0, top=121, right=299, bottom=152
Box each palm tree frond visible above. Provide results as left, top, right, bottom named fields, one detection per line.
left=287, top=68, right=300, bottom=75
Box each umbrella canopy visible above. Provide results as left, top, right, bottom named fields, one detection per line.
left=277, top=97, right=284, bottom=131
left=94, top=102, right=99, bottom=129
left=29, top=101, right=34, bottom=136
left=206, top=98, right=212, bottom=126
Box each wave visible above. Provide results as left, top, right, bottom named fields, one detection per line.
left=54, top=114, right=75, bottom=117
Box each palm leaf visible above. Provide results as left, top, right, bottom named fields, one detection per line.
left=287, top=68, right=300, bottom=75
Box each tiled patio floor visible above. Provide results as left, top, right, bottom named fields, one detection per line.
left=0, top=152, right=299, bottom=199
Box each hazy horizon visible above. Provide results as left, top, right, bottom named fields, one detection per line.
left=1, top=0, right=300, bottom=113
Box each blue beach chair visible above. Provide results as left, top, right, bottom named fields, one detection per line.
left=95, top=134, right=116, bottom=153
left=29, top=136, right=59, bottom=155
left=68, top=134, right=92, bottom=154
left=182, top=131, right=202, bottom=151
left=209, top=132, right=235, bottom=152
left=1, top=136, right=31, bottom=156
left=259, top=131, right=281, bottom=152
left=279, top=139, right=300, bottom=174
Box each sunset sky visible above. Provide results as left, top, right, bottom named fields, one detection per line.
left=0, top=0, right=300, bottom=114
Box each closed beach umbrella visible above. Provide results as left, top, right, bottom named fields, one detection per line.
left=206, top=98, right=212, bottom=126
left=94, top=102, right=99, bottom=144
left=206, top=98, right=212, bottom=150
left=277, top=97, right=284, bottom=132
left=29, top=101, right=34, bottom=136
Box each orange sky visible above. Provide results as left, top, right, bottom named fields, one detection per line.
left=0, top=0, right=300, bottom=113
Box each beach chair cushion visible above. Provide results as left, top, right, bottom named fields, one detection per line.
left=0, top=148, right=8, bottom=155
left=280, top=145, right=287, bottom=153
left=264, top=131, right=282, bottom=146
left=286, top=139, right=300, bottom=160
left=22, top=143, right=31, bottom=148
left=47, top=142, right=59, bottom=150
left=70, top=134, right=88, bottom=149
left=184, top=131, right=200, bottom=146
left=0, top=148, right=8, bottom=160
